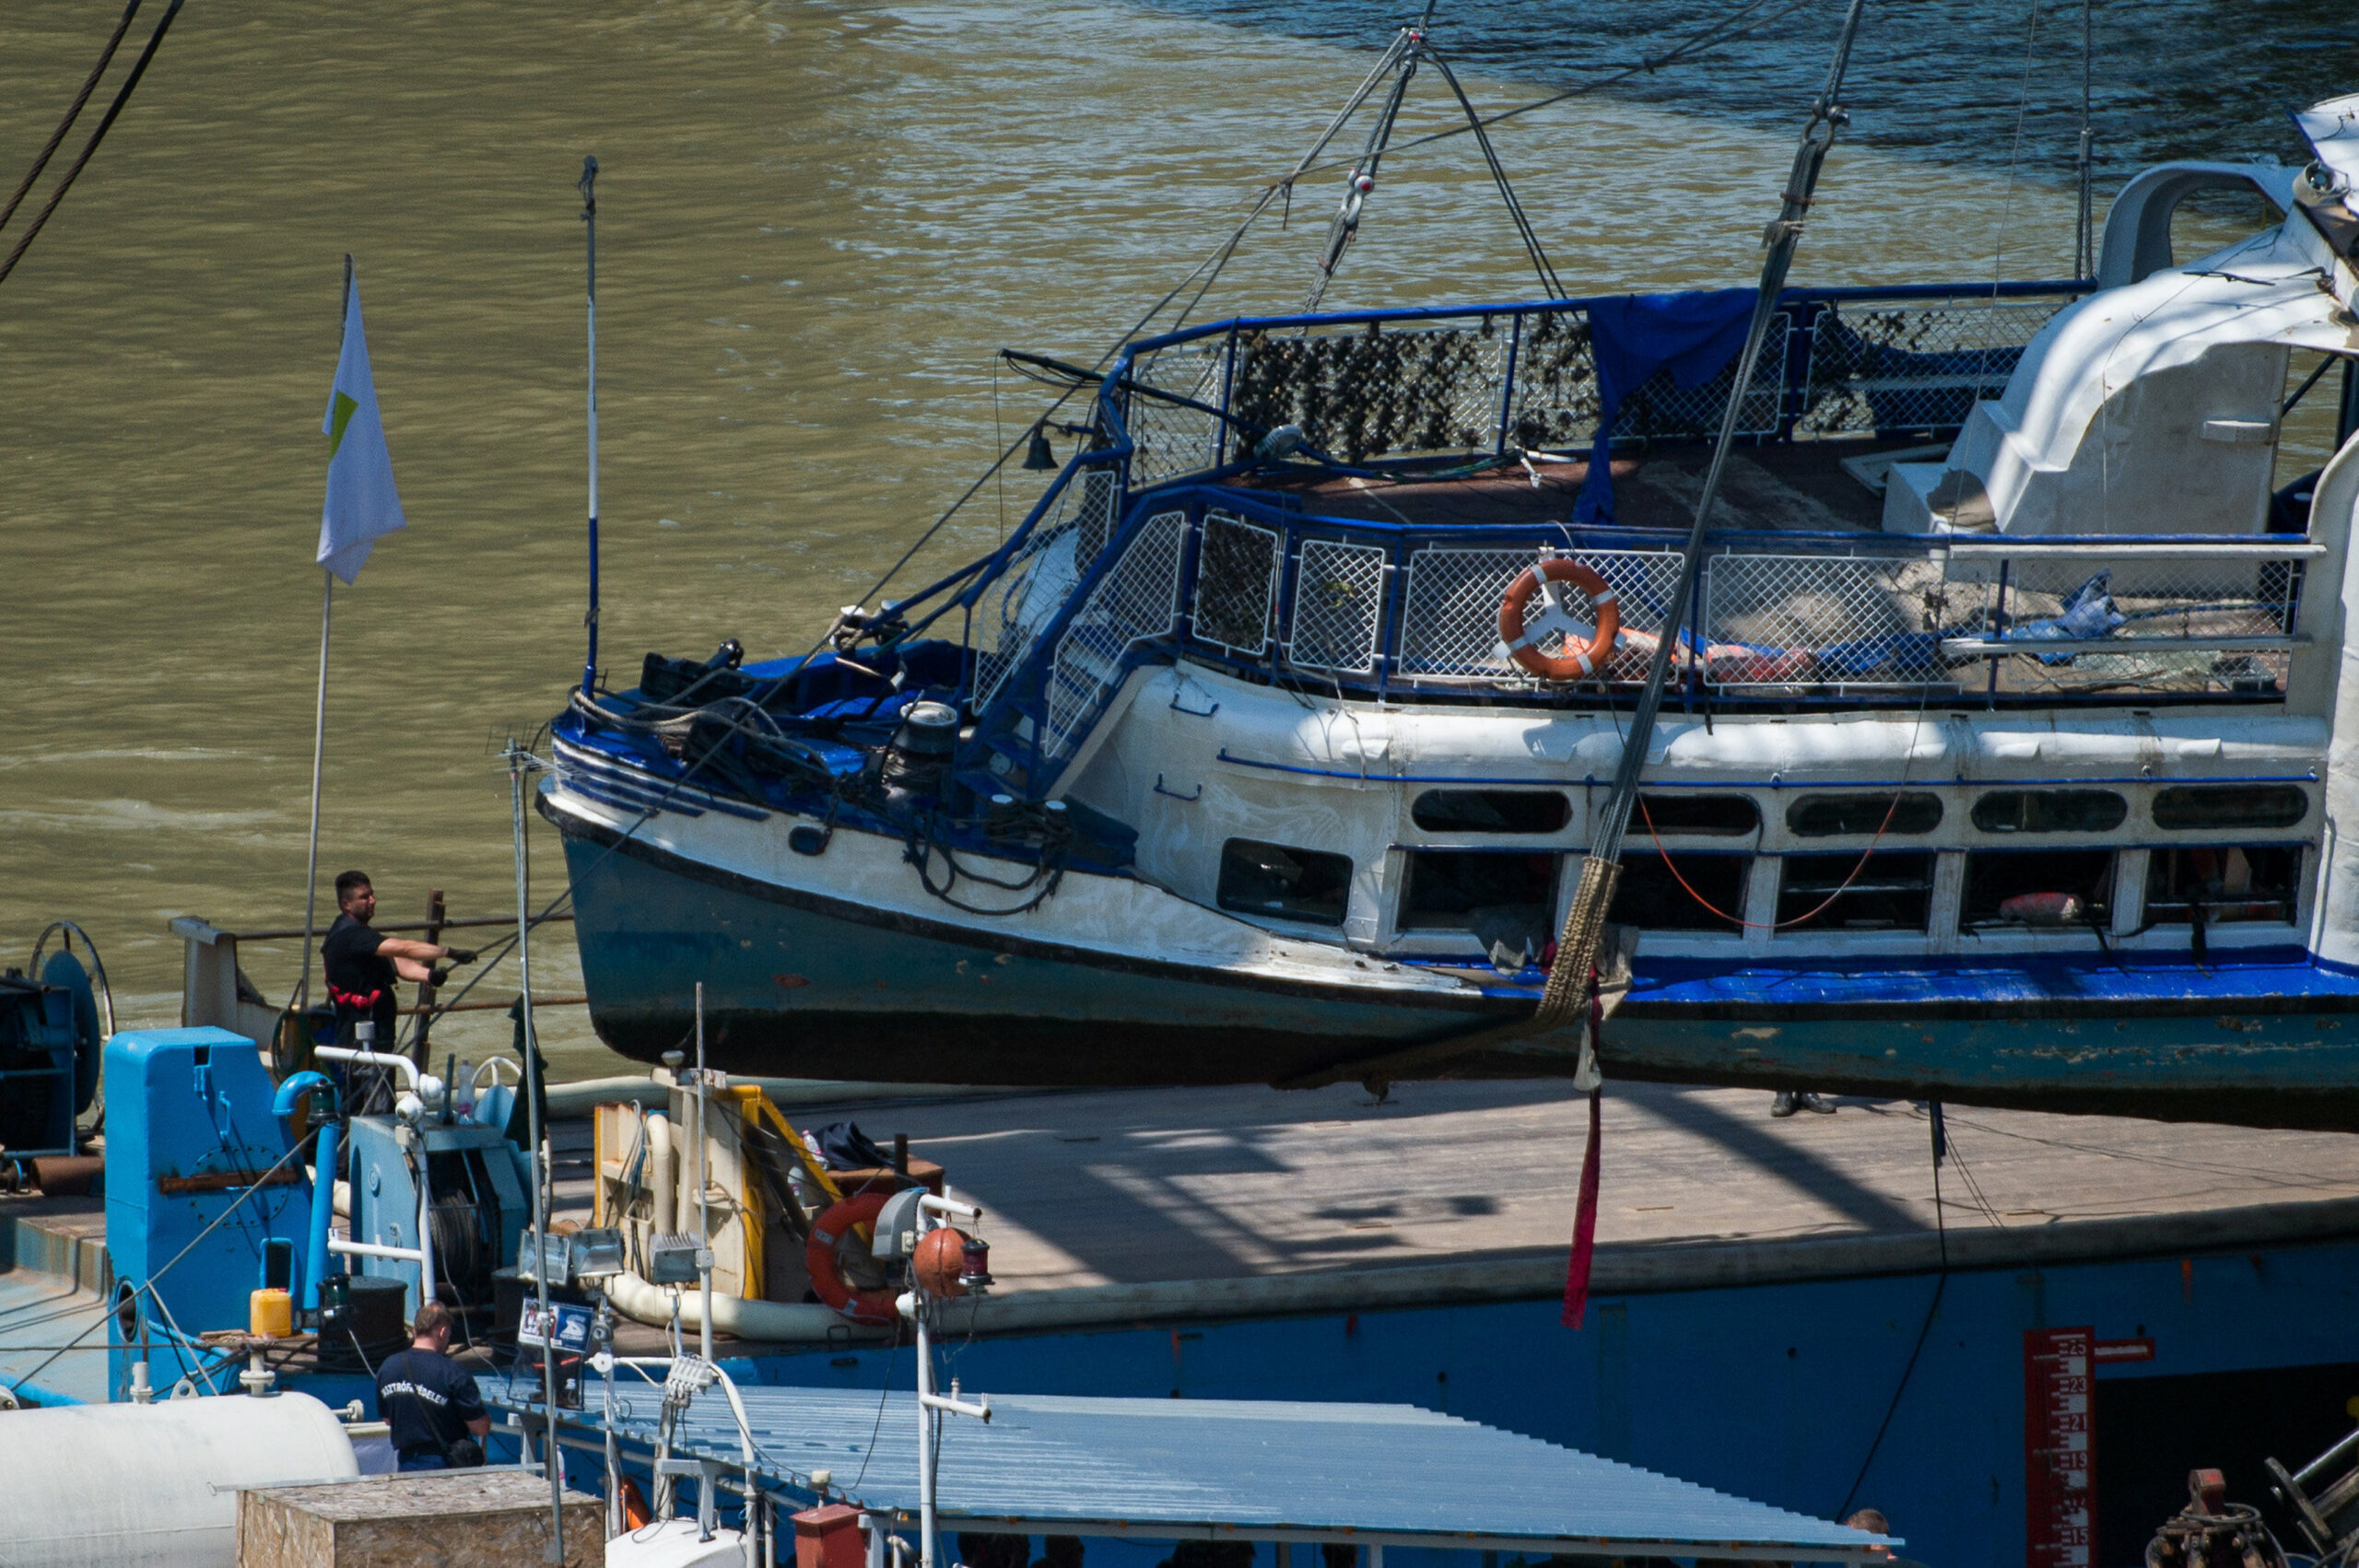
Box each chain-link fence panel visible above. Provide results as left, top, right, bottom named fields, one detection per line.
left=1286, top=538, right=1389, bottom=675
left=1976, top=553, right=2302, bottom=698
left=1126, top=340, right=1228, bottom=486
left=1617, top=314, right=1792, bottom=440
left=1795, top=298, right=2064, bottom=437
left=971, top=466, right=1121, bottom=710
left=1398, top=546, right=1684, bottom=684
left=1704, top=550, right=1991, bottom=690
left=1231, top=322, right=1508, bottom=463
left=1043, top=509, right=1188, bottom=759
left=1191, top=510, right=1281, bottom=656
left=1506, top=310, right=1600, bottom=452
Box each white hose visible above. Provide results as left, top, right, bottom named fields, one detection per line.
left=601, top=1270, right=887, bottom=1342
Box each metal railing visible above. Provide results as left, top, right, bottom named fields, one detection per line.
left=920, top=278, right=2323, bottom=802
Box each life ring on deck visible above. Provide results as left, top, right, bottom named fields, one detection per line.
left=806, top=1189, right=900, bottom=1326
left=1498, top=558, right=1621, bottom=682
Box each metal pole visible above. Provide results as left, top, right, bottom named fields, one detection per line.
left=580, top=156, right=600, bottom=696
left=916, top=1281, right=936, bottom=1568
left=297, top=567, right=331, bottom=1019
left=2074, top=0, right=2094, bottom=279
left=695, top=980, right=713, bottom=1365
left=298, top=255, right=355, bottom=1023
left=510, top=741, right=562, bottom=1562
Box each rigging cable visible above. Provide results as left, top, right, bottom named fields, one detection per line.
left=1532, top=0, right=1873, bottom=1034
left=0, top=0, right=143, bottom=238
left=1262, top=0, right=1822, bottom=194
left=0, top=0, right=188, bottom=291
left=2074, top=0, right=2095, bottom=280
left=1423, top=46, right=1567, bottom=301
left=1989, top=0, right=2044, bottom=295
left=1301, top=7, right=1431, bottom=314
left=773, top=0, right=1832, bottom=648
left=1835, top=1101, right=1949, bottom=1519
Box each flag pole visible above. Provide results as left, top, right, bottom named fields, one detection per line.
left=296, top=253, right=353, bottom=1020
left=579, top=156, right=599, bottom=696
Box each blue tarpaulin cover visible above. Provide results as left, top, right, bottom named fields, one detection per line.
left=1576, top=288, right=1755, bottom=525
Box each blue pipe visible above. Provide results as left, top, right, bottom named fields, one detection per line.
left=306, top=1117, right=341, bottom=1313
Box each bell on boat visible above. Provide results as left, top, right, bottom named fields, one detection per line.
left=1022, top=424, right=1057, bottom=471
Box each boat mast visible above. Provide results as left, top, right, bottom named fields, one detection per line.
left=1537, top=0, right=1872, bottom=1036
left=580, top=155, right=601, bottom=696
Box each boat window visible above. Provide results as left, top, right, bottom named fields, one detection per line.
left=1411, top=790, right=1571, bottom=835
left=2152, top=785, right=2309, bottom=832
left=1786, top=792, right=1943, bottom=837
left=1399, top=851, right=1561, bottom=956
left=1971, top=790, right=2129, bottom=835
left=2143, top=846, right=2302, bottom=925
left=1216, top=839, right=1352, bottom=927
left=1775, top=851, right=1935, bottom=932
left=1636, top=794, right=1759, bottom=837
left=1610, top=851, right=1748, bottom=934
left=1959, top=849, right=2114, bottom=930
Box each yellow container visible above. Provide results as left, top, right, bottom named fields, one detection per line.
left=249, top=1287, right=293, bottom=1339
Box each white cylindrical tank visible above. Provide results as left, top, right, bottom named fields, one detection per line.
left=0, top=1391, right=359, bottom=1567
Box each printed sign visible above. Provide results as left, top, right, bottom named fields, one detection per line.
left=517, top=1300, right=593, bottom=1353
left=2026, top=1326, right=2096, bottom=1568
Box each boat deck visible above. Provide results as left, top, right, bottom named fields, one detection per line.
left=549, top=1078, right=2359, bottom=1337
left=4, top=1081, right=2353, bottom=1375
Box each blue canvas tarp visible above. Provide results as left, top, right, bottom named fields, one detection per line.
left=1575, top=288, right=1755, bottom=525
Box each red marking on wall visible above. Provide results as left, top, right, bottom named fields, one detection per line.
left=773, top=974, right=810, bottom=989
left=2026, top=1326, right=2096, bottom=1568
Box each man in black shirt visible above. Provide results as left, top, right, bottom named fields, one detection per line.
left=375, top=1301, right=491, bottom=1470
left=322, top=870, right=477, bottom=1052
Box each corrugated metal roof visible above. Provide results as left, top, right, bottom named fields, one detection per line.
left=489, top=1379, right=1893, bottom=1562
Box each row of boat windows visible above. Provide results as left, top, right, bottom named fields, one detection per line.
left=1217, top=837, right=2303, bottom=936
left=1409, top=785, right=2311, bottom=838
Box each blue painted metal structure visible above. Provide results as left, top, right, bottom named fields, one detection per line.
left=342, top=1114, right=531, bottom=1319
left=487, top=1380, right=1894, bottom=1562
left=103, top=1027, right=311, bottom=1400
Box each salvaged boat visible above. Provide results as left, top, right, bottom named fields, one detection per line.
left=545, top=76, right=2359, bottom=1127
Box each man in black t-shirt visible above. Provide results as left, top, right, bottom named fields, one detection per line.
left=375, top=1302, right=491, bottom=1470
left=321, top=870, right=478, bottom=1053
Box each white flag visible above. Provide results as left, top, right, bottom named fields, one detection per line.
left=316, top=275, right=406, bottom=584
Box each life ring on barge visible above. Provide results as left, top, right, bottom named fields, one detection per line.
left=1498, top=558, right=1621, bottom=682
left=806, top=1189, right=900, bottom=1326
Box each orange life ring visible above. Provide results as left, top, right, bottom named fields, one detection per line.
left=806, top=1189, right=900, bottom=1326
left=620, top=1476, right=652, bottom=1530
left=1498, top=558, right=1621, bottom=683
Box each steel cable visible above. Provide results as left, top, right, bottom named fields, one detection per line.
left=0, top=0, right=188, bottom=291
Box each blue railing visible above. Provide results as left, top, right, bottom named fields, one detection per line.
left=921, top=279, right=2231, bottom=802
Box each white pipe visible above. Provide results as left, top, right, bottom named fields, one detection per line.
left=416, top=1172, right=438, bottom=1307
left=647, top=1109, right=675, bottom=1247
left=601, top=1271, right=886, bottom=1342
left=328, top=1237, right=423, bottom=1263
left=314, top=1046, right=420, bottom=1090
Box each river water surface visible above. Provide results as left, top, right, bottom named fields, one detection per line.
left=0, top=0, right=2348, bottom=1076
